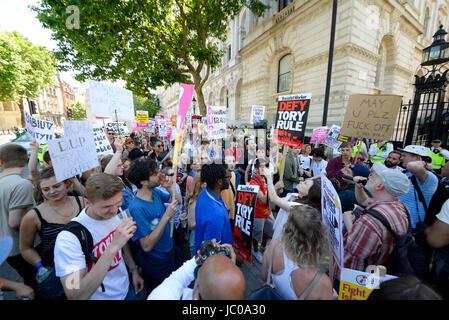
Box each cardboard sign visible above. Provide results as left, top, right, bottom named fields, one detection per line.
left=106, top=122, right=127, bottom=136
left=93, top=126, right=114, bottom=156
left=341, top=94, right=402, bottom=141
left=321, top=175, right=344, bottom=270
left=338, top=268, right=397, bottom=300
left=273, top=93, right=311, bottom=148
left=136, top=110, right=149, bottom=127
left=323, top=124, right=343, bottom=150
left=233, top=184, right=259, bottom=264
left=158, top=119, right=167, bottom=137
left=207, top=106, right=227, bottom=140
left=24, top=110, right=55, bottom=144
left=250, top=105, right=266, bottom=125
left=310, top=126, right=328, bottom=143
left=89, top=80, right=134, bottom=121
left=49, top=121, right=98, bottom=182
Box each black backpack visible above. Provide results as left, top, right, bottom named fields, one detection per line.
left=64, top=221, right=105, bottom=292
left=365, top=209, right=427, bottom=279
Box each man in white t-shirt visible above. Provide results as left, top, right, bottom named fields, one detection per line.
left=54, top=173, right=144, bottom=300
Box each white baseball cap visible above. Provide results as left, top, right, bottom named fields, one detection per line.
left=398, top=145, right=430, bottom=158
left=371, top=162, right=410, bottom=197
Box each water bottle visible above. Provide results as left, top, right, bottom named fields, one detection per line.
left=35, top=262, right=52, bottom=284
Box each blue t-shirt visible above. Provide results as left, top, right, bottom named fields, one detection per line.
left=195, top=188, right=233, bottom=251
left=399, top=171, right=438, bottom=229
left=128, top=188, right=173, bottom=259
left=120, top=186, right=135, bottom=210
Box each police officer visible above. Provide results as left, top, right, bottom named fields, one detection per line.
left=369, top=140, right=394, bottom=164
left=351, top=138, right=368, bottom=159
left=429, top=139, right=447, bottom=175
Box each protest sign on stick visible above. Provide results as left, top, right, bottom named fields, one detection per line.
left=249, top=105, right=266, bottom=125
left=207, top=106, right=227, bottom=140
left=340, top=94, right=402, bottom=141
left=49, top=121, right=98, bottom=182
left=136, top=110, right=149, bottom=127
left=323, top=124, right=343, bottom=150
left=93, top=126, right=114, bottom=156
left=24, top=110, right=55, bottom=144
left=321, top=174, right=344, bottom=279
left=233, top=184, right=259, bottom=264
left=158, top=119, right=167, bottom=137
left=310, top=127, right=328, bottom=144
left=89, top=80, right=134, bottom=121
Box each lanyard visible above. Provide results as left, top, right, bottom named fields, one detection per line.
left=205, top=189, right=225, bottom=207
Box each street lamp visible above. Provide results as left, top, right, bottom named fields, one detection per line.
left=421, top=25, right=449, bottom=67
left=191, top=96, right=197, bottom=115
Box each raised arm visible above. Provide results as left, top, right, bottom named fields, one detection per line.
left=262, top=168, right=291, bottom=212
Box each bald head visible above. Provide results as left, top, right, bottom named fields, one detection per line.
left=196, top=255, right=245, bottom=300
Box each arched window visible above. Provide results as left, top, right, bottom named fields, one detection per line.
left=278, top=54, right=291, bottom=93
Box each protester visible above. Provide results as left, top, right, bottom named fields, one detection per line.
left=53, top=173, right=144, bottom=300
left=326, top=141, right=355, bottom=189
left=222, top=154, right=237, bottom=231
left=310, top=148, right=327, bottom=179
left=195, top=164, right=233, bottom=251
left=339, top=164, right=371, bottom=214
left=367, top=275, right=442, bottom=300
left=250, top=158, right=274, bottom=263
left=384, top=150, right=405, bottom=172
left=19, top=167, right=85, bottom=300
left=298, top=144, right=313, bottom=176
left=352, top=139, right=369, bottom=160
left=0, top=144, right=37, bottom=292
left=125, top=159, right=181, bottom=293
left=186, top=156, right=201, bottom=196
left=398, top=145, right=438, bottom=231
left=340, top=162, right=411, bottom=275
left=148, top=242, right=245, bottom=300
left=106, top=129, right=116, bottom=153
left=148, top=138, right=163, bottom=161
left=0, top=236, right=35, bottom=300
left=261, top=205, right=334, bottom=300
left=281, top=146, right=301, bottom=197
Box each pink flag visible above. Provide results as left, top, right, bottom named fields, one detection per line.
left=177, top=84, right=195, bottom=131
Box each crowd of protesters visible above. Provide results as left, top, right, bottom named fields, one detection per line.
left=1, top=123, right=449, bottom=301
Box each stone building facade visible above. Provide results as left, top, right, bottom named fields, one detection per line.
left=158, top=0, right=449, bottom=135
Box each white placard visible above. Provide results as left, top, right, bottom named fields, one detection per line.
left=207, top=106, right=226, bottom=140
left=321, top=174, right=344, bottom=270
left=93, top=126, right=114, bottom=155
left=323, top=124, right=343, bottom=150
left=249, top=105, right=266, bottom=125
left=89, top=80, right=134, bottom=121
left=158, top=119, right=167, bottom=137
left=145, top=120, right=155, bottom=133
left=24, top=110, right=55, bottom=144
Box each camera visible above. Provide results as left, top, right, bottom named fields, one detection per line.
left=197, top=240, right=231, bottom=267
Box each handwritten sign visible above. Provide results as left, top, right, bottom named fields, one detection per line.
left=136, top=110, right=149, bottom=127
left=93, top=126, right=114, bottom=156
left=233, top=184, right=259, bottom=264
left=250, top=105, right=266, bottom=125
left=341, top=94, right=402, bottom=141
left=273, top=93, right=311, bottom=148
left=89, top=80, right=134, bottom=121
left=24, top=110, right=55, bottom=144
left=321, top=175, right=344, bottom=270
left=145, top=120, right=155, bottom=133
left=49, top=121, right=98, bottom=182
left=310, top=126, right=328, bottom=143
left=207, top=106, right=227, bottom=140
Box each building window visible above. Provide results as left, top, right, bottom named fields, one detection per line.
left=279, top=0, right=293, bottom=11
left=278, top=54, right=291, bottom=93
left=227, top=45, right=232, bottom=61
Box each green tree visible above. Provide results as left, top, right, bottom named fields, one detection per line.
left=133, top=94, right=161, bottom=118
left=0, top=31, right=56, bottom=126
left=70, top=101, right=87, bottom=120
left=33, top=0, right=269, bottom=115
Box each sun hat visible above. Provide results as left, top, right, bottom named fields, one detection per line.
left=371, top=162, right=410, bottom=197
left=398, top=145, right=430, bottom=158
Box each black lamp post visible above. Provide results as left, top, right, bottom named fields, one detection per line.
left=191, top=96, right=197, bottom=115
left=421, top=25, right=449, bottom=69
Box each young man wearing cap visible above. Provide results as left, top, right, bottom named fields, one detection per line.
left=398, top=145, right=439, bottom=231
left=340, top=162, right=411, bottom=273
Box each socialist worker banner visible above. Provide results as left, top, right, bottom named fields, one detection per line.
left=233, top=184, right=259, bottom=264
left=272, top=93, right=312, bottom=148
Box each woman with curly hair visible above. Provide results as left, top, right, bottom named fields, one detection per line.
left=260, top=205, right=334, bottom=300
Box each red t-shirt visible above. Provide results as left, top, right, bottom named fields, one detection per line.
left=250, top=175, right=272, bottom=219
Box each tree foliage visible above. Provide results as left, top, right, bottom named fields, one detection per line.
left=33, top=0, right=269, bottom=115
left=70, top=101, right=87, bottom=120
left=133, top=94, right=161, bottom=118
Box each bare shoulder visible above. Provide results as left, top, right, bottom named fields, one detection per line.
left=291, top=269, right=334, bottom=300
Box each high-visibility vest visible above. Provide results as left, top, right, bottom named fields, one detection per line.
left=370, top=143, right=391, bottom=164
left=351, top=141, right=365, bottom=158
left=430, top=150, right=446, bottom=170
left=37, top=144, right=48, bottom=167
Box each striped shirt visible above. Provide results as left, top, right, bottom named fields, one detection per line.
left=342, top=200, right=409, bottom=273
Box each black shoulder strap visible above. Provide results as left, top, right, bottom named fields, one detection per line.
left=64, top=221, right=105, bottom=293
left=230, top=180, right=236, bottom=198
left=365, top=209, right=398, bottom=239
left=33, top=207, right=45, bottom=224
left=410, top=175, right=429, bottom=215
left=74, top=196, right=83, bottom=213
